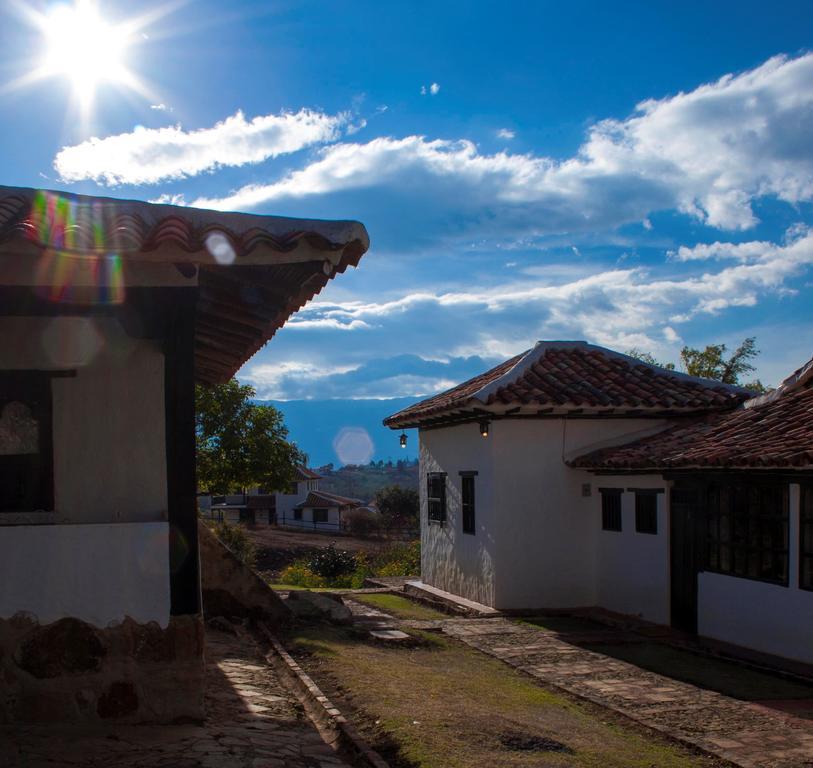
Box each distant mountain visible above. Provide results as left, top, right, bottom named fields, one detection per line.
left=258, top=397, right=421, bottom=467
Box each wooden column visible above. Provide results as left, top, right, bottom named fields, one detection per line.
left=165, top=288, right=200, bottom=615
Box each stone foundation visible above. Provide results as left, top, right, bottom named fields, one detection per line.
left=0, top=613, right=204, bottom=724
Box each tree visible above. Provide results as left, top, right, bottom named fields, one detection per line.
left=627, top=338, right=767, bottom=393
left=196, top=379, right=307, bottom=494
left=374, top=485, right=419, bottom=530
left=625, top=348, right=675, bottom=370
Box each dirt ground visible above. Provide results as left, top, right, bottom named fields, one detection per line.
left=244, top=525, right=407, bottom=580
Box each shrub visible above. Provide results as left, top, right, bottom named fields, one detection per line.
left=343, top=508, right=381, bottom=538
left=308, top=543, right=357, bottom=580
left=374, top=485, right=419, bottom=530
left=373, top=540, right=421, bottom=577
left=209, top=519, right=257, bottom=568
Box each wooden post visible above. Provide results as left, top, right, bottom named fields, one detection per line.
left=165, top=289, right=200, bottom=616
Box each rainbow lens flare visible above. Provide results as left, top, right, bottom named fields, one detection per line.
left=30, top=190, right=125, bottom=305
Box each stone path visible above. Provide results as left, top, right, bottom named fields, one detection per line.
left=442, top=617, right=813, bottom=768
left=0, top=628, right=351, bottom=768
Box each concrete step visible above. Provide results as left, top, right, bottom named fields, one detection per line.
left=403, top=581, right=502, bottom=618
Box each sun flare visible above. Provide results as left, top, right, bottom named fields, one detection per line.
left=41, top=2, right=129, bottom=103
left=39, top=1, right=131, bottom=108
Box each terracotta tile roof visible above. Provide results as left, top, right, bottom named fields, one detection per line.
left=571, top=357, right=813, bottom=471
left=0, top=186, right=369, bottom=385
left=294, top=466, right=323, bottom=481
left=384, top=341, right=751, bottom=428
left=294, top=490, right=364, bottom=509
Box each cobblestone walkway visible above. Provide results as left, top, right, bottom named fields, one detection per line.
left=0, top=628, right=351, bottom=768
left=442, top=617, right=813, bottom=768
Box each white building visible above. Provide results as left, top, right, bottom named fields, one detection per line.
left=0, top=185, right=368, bottom=723
left=283, top=489, right=365, bottom=532
left=385, top=341, right=813, bottom=667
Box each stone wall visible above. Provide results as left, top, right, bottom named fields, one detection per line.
left=0, top=614, right=204, bottom=724
left=198, top=521, right=291, bottom=625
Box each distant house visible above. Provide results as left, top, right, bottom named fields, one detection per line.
left=386, top=341, right=813, bottom=666
left=285, top=489, right=366, bottom=531
left=0, top=185, right=368, bottom=724
left=267, top=466, right=323, bottom=522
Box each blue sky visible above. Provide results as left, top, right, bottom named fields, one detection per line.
left=2, top=0, right=813, bottom=401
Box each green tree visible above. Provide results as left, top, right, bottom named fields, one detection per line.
left=374, top=485, right=419, bottom=530
left=196, top=379, right=306, bottom=494
left=625, top=348, right=675, bottom=370
left=628, top=338, right=767, bottom=393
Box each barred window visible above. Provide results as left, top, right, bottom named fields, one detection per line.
left=706, top=483, right=788, bottom=585
left=460, top=473, right=476, bottom=534
left=634, top=491, right=659, bottom=535
left=801, top=485, right=813, bottom=592
left=600, top=488, right=622, bottom=532
left=427, top=473, right=447, bottom=525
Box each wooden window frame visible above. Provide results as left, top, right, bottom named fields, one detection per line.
left=705, top=482, right=789, bottom=587
left=599, top=488, right=622, bottom=532
left=312, top=508, right=329, bottom=524
left=631, top=489, right=661, bottom=535
left=0, top=372, right=55, bottom=513
left=460, top=471, right=477, bottom=534
left=427, top=472, right=447, bottom=525
left=801, top=484, right=813, bottom=592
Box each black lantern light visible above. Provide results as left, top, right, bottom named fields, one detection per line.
left=399, top=432, right=408, bottom=448
left=479, top=420, right=490, bottom=437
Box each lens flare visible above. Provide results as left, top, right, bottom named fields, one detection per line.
left=333, top=427, right=375, bottom=465
left=30, top=190, right=126, bottom=305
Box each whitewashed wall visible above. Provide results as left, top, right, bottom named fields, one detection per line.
left=420, top=423, right=498, bottom=606
left=698, top=484, right=813, bottom=664
left=0, top=522, right=171, bottom=627
left=593, top=477, right=670, bottom=625
left=275, top=481, right=310, bottom=520
left=280, top=505, right=341, bottom=531
left=0, top=317, right=168, bottom=524
left=491, top=418, right=668, bottom=610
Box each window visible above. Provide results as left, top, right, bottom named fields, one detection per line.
left=706, top=483, right=788, bottom=585
left=293, top=508, right=303, bottom=521
left=427, top=473, right=447, bottom=524
left=600, top=488, right=622, bottom=531
left=313, top=508, right=328, bottom=524
left=801, top=485, right=813, bottom=591
left=633, top=491, right=660, bottom=534
left=460, top=472, right=477, bottom=534
left=0, top=373, right=54, bottom=512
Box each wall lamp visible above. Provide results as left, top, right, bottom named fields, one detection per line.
left=399, top=432, right=408, bottom=448
left=479, top=420, right=490, bottom=438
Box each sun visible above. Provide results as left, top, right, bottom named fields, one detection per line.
left=39, top=1, right=132, bottom=109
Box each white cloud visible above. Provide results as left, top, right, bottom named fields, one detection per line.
left=497, top=128, right=515, bottom=139
left=195, top=54, right=813, bottom=237
left=287, top=226, right=813, bottom=348
left=150, top=103, right=171, bottom=112
left=430, top=82, right=440, bottom=95
left=54, top=108, right=347, bottom=185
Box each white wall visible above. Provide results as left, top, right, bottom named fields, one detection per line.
left=0, top=317, right=167, bottom=524
left=698, top=484, right=813, bottom=664
left=275, top=481, right=309, bottom=520
left=280, top=505, right=341, bottom=531
left=492, top=418, right=668, bottom=610
left=0, top=522, right=171, bottom=628
left=593, top=477, right=670, bottom=625
left=419, top=423, right=499, bottom=606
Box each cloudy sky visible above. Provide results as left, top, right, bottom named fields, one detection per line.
left=2, top=0, right=812, bottom=399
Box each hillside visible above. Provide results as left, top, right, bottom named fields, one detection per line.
left=260, top=397, right=420, bottom=467
left=316, top=459, right=419, bottom=501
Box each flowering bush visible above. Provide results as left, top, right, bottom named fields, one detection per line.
left=308, top=543, right=357, bottom=579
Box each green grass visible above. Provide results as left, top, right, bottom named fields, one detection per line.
left=268, top=583, right=348, bottom=593
left=352, top=593, right=449, bottom=621
left=286, top=624, right=719, bottom=768
left=518, top=616, right=608, bottom=634
left=585, top=642, right=813, bottom=702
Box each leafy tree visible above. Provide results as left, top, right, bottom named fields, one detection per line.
left=679, top=337, right=763, bottom=389
left=627, top=338, right=767, bottom=393
left=625, top=348, right=675, bottom=370
left=196, top=379, right=306, bottom=494
left=374, top=485, right=419, bottom=530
